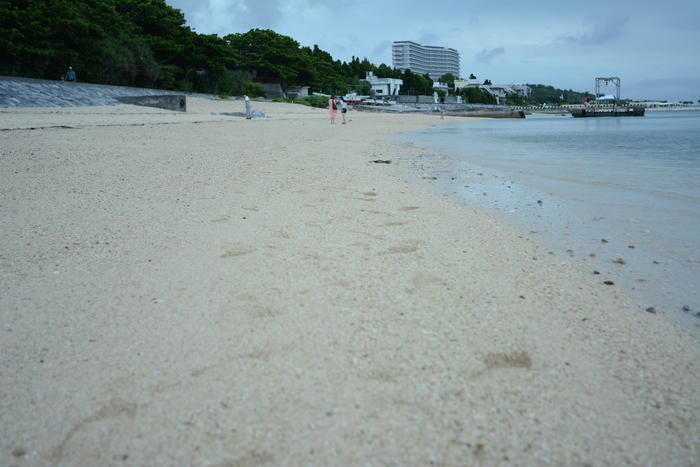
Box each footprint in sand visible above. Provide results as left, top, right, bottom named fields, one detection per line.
left=483, top=351, right=532, bottom=369
left=381, top=221, right=407, bottom=227
left=384, top=240, right=424, bottom=254
left=221, top=246, right=255, bottom=258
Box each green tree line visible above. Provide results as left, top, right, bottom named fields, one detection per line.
left=525, top=84, right=593, bottom=105
left=0, top=0, right=436, bottom=96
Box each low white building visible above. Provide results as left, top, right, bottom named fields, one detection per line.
left=365, top=71, right=403, bottom=97
left=507, top=84, right=531, bottom=98
left=432, top=81, right=449, bottom=94
left=481, top=85, right=511, bottom=104
left=455, top=80, right=531, bottom=104
left=454, top=78, right=481, bottom=90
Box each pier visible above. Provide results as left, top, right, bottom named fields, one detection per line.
left=513, top=77, right=647, bottom=117
left=510, top=103, right=646, bottom=117
left=570, top=106, right=644, bottom=117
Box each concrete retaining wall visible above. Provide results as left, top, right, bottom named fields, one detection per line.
left=395, top=95, right=462, bottom=104
left=115, top=95, right=187, bottom=112
left=396, top=95, right=436, bottom=104
left=0, top=75, right=215, bottom=108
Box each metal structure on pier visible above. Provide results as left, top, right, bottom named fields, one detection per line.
left=511, top=75, right=645, bottom=117
left=595, top=77, right=620, bottom=104
left=568, top=76, right=644, bottom=117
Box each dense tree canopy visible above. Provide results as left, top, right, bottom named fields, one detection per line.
left=439, top=73, right=456, bottom=89
left=0, top=0, right=404, bottom=96
left=0, top=0, right=193, bottom=87
left=456, top=86, right=497, bottom=105
left=525, top=84, right=593, bottom=105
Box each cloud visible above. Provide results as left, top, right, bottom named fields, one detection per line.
left=559, top=16, right=629, bottom=46
left=631, top=76, right=700, bottom=99
left=464, top=16, right=480, bottom=27
left=475, top=47, right=505, bottom=63
left=371, top=40, right=392, bottom=63
left=238, top=0, right=286, bottom=27
left=418, top=32, right=439, bottom=45
left=168, top=0, right=293, bottom=35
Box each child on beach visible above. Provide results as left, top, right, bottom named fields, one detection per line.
left=329, top=96, right=337, bottom=124
left=340, top=97, right=348, bottom=124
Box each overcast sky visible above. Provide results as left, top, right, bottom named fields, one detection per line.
left=166, top=0, right=699, bottom=101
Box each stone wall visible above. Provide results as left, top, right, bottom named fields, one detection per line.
left=115, top=95, right=186, bottom=112
left=0, top=75, right=214, bottom=108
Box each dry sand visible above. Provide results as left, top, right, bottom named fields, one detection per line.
left=1, top=98, right=698, bottom=466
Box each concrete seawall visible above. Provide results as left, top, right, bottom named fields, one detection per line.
left=0, top=75, right=214, bottom=108
left=115, top=95, right=187, bottom=112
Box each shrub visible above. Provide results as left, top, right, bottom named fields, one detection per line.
left=292, top=95, right=329, bottom=108
left=243, top=81, right=266, bottom=98
left=194, top=69, right=251, bottom=96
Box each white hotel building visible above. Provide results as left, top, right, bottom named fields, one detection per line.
left=392, top=41, right=460, bottom=80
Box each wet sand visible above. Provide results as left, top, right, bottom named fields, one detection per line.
left=0, top=99, right=698, bottom=465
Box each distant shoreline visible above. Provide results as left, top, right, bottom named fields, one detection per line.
left=646, top=105, right=700, bottom=111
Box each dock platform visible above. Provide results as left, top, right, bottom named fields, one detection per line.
left=571, top=106, right=645, bottom=117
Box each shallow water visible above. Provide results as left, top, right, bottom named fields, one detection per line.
left=397, top=110, right=700, bottom=329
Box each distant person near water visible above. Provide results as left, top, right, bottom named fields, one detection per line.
left=65, top=66, right=76, bottom=82
left=243, top=94, right=251, bottom=119
left=439, top=96, right=446, bottom=119
left=329, top=95, right=337, bottom=124
left=340, top=97, right=348, bottom=124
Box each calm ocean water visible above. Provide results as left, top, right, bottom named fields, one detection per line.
left=398, top=110, right=700, bottom=328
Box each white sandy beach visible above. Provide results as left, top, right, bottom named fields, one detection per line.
left=1, top=98, right=698, bottom=466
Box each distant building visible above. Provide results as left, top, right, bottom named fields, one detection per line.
left=364, top=71, right=403, bottom=97
left=392, top=41, right=460, bottom=81
left=455, top=79, right=531, bottom=104
left=507, top=84, right=531, bottom=98
left=480, top=85, right=510, bottom=104
left=432, top=81, right=449, bottom=94
left=454, top=78, right=481, bottom=90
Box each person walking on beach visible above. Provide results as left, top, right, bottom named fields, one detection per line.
left=243, top=94, right=252, bottom=119
left=340, top=97, right=348, bottom=124
left=329, top=95, right=337, bottom=124
left=65, top=66, right=76, bottom=82
left=439, top=96, right=446, bottom=119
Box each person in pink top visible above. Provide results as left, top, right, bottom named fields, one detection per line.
left=329, top=95, right=337, bottom=124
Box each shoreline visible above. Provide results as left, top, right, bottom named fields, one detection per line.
left=393, top=118, right=700, bottom=332
left=1, top=99, right=698, bottom=465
